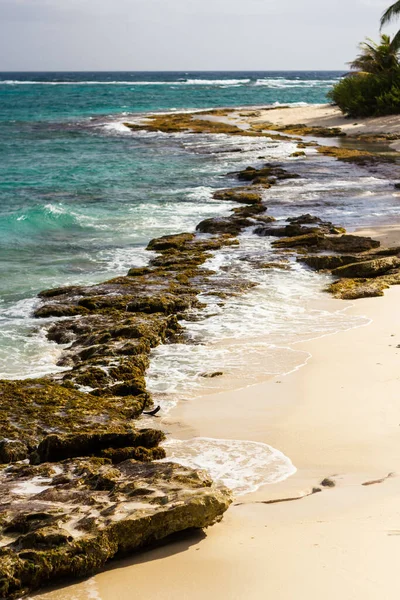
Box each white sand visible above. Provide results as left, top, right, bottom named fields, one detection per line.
left=237, top=103, right=400, bottom=135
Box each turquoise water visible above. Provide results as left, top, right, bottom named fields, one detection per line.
left=0, top=70, right=341, bottom=304
left=1, top=70, right=399, bottom=383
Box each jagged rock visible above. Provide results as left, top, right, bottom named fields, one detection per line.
left=373, top=246, right=400, bottom=257
left=30, top=430, right=166, bottom=464
left=321, top=478, right=336, bottom=487
left=0, top=440, right=28, bottom=464
left=287, top=214, right=323, bottom=224
left=146, top=233, right=195, bottom=251
left=327, top=235, right=380, bottom=253
left=235, top=164, right=300, bottom=183
left=298, top=254, right=366, bottom=271
left=127, top=267, right=153, bottom=277
left=273, top=233, right=380, bottom=253
left=200, top=371, right=223, bottom=378
left=252, top=214, right=276, bottom=224
left=213, top=188, right=262, bottom=204
left=327, top=278, right=390, bottom=299
left=0, top=460, right=232, bottom=599
left=256, top=262, right=291, bottom=270
left=232, top=203, right=266, bottom=217
left=331, top=256, right=400, bottom=279
left=38, top=286, right=84, bottom=299
left=255, top=224, right=321, bottom=238
left=0, top=379, right=150, bottom=451
left=35, top=305, right=86, bottom=319
left=127, top=294, right=194, bottom=314
left=272, top=232, right=326, bottom=249
left=196, top=217, right=250, bottom=235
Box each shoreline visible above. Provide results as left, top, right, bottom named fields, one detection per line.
left=90, top=111, right=400, bottom=597
left=33, top=242, right=400, bottom=600
left=105, top=249, right=400, bottom=600
left=7, top=102, right=400, bottom=598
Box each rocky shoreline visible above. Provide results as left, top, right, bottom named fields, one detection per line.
left=1, top=109, right=400, bottom=598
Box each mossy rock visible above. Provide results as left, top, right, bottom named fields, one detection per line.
left=147, top=233, right=195, bottom=252
left=331, top=256, right=400, bottom=279
left=272, top=232, right=326, bottom=249
left=273, top=233, right=379, bottom=253
left=0, top=380, right=148, bottom=449
left=327, top=278, right=389, bottom=299
left=0, top=440, right=28, bottom=464
left=317, top=145, right=393, bottom=166
left=213, top=188, right=262, bottom=204
left=298, top=254, right=365, bottom=271
left=127, top=294, right=193, bottom=314
left=31, top=429, right=166, bottom=464
left=196, top=217, right=250, bottom=235
left=0, top=460, right=232, bottom=599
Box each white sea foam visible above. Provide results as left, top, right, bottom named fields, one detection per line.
left=1, top=79, right=251, bottom=86
left=162, top=437, right=296, bottom=495
left=0, top=298, right=69, bottom=379
left=146, top=230, right=368, bottom=406
left=11, top=476, right=53, bottom=496
left=102, top=121, right=132, bottom=134
left=255, top=78, right=338, bottom=87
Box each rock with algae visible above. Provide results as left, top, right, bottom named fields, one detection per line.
left=0, top=459, right=232, bottom=598
left=331, top=256, right=400, bottom=278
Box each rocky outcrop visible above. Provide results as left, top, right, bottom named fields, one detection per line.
left=331, top=256, right=400, bottom=278
left=0, top=459, right=232, bottom=599
left=234, top=164, right=300, bottom=184
left=255, top=221, right=345, bottom=238
left=31, top=430, right=166, bottom=465
left=0, top=379, right=155, bottom=463
left=298, top=254, right=364, bottom=271
left=272, top=233, right=380, bottom=253
left=213, top=188, right=262, bottom=204
left=327, top=278, right=390, bottom=299
left=277, top=229, right=400, bottom=299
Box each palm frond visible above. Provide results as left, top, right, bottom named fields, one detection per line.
left=390, top=29, right=400, bottom=52
left=381, top=0, right=400, bottom=27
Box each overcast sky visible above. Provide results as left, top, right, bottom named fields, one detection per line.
left=0, top=0, right=397, bottom=71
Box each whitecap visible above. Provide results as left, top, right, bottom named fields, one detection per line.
left=162, top=437, right=296, bottom=495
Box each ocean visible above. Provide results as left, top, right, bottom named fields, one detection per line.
left=1, top=71, right=399, bottom=493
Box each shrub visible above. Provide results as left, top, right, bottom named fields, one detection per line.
left=328, top=71, right=400, bottom=117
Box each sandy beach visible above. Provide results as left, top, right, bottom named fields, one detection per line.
left=32, top=220, right=400, bottom=600
left=216, top=104, right=400, bottom=152
left=236, top=103, right=400, bottom=135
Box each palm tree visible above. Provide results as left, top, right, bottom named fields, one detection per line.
left=381, top=1, right=400, bottom=46
left=349, top=34, right=400, bottom=75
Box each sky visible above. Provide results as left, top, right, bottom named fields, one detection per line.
left=0, top=0, right=397, bottom=71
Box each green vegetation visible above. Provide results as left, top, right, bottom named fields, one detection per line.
left=328, top=0, right=400, bottom=117
left=328, top=34, right=400, bottom=117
